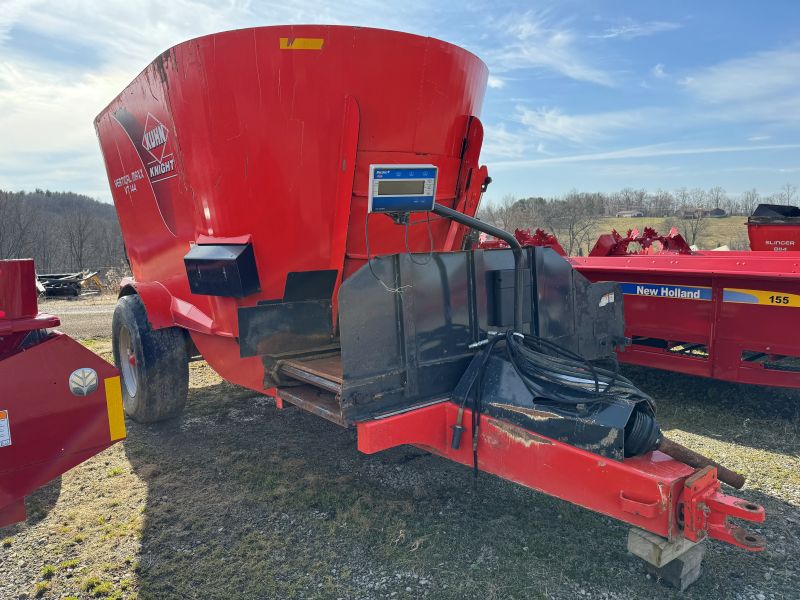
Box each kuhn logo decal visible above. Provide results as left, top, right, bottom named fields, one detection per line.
left=141, top=113, right=175, bottom=182
left=142, top=114, right=168, bottom=161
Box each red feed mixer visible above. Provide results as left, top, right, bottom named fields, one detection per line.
left=0, top=260, right=126, bottom=527
left=93, top=24, right=765, bottom=561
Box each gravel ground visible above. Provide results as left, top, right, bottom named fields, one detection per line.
left=40, top=296, right=117, bottom=339
left=1, top=333, right=798, bottom=599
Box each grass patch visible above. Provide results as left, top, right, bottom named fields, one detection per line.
left=1, top=536, right=13, bottom=547
left=40, top=564, right=56, bottom=580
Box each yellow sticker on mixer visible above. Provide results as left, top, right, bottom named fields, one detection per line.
left=723, top=288, right=800, bottom=307
left=279, top=37, right=325, bottom=50
left=0, top=410, right=11, bottom=448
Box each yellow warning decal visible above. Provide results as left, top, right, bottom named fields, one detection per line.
left=104, top=376, right=126, bottom=441
left=279, top=37, right=324, bottom=50
left=723, top=288, right=800, bottom=307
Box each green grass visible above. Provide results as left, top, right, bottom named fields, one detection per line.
left=40, top=564, right=56, bottom=580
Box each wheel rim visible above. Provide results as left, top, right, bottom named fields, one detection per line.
left=118, top=326, right=138, bottom=398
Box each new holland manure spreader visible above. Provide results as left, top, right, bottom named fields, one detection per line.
left=4, top=24, right=768, bottom=563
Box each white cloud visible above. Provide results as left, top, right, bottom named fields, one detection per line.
left=515, top=105, right=646, bottom=144
left=591, top=19, right=682, bottom=40
left=490, top=143, right=800, bottom=169
left=487, top=75, right=506, bottom=89
left=651, top=63, right=666, bottom=78
left=679, top=47, right=800, bottom=127
left=682, top=47, right=800, bottom=104
left=481, top=123, right=530, bottom=161
left=485, top=11, right=614, bottom=86
left=748, top=135, right=771, bottom=142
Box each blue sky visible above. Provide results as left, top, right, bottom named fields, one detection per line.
left=1, top=0, right=799, bottom=204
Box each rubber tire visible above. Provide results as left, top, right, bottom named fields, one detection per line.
left=112, top=294, right=189, bottom=423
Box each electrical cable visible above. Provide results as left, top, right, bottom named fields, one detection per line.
left=364, top=212, right=412, bottom=294
left=404, top=211, right=435, bottom=265
left=463, top=330, right=655, bottom=483
left=502, top=330, right=654, bottom=409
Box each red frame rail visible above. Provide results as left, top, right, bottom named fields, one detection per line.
left=356, top=401, right=765, bottom=550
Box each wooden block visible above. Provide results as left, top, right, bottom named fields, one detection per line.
left=645, top=544, right=706, bottom=591
left=627, top=528, right=703, bottom=568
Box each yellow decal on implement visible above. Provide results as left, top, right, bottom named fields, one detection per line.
left=723, top=288, right=800, bottom=307
left=279, top=37, right=324, bottom=50
left=104, top=376, right=126, bottom=441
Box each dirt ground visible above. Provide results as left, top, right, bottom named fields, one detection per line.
left=1, top=301, right=798, bottom=599
left=40, top=296, right=117, bottom=339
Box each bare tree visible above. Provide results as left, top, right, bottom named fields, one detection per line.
left=777, top=183, right=797, bottom=206
left=649, top=189, right=674, bottom=217
left=663, top=211, right=709, bottom=247
left=477, top=194, right=533, bottom=232
left=63, top=204, right=95, bottom=270
left=674, top=187, right=691, bottom=211
left=740, top=189, right=760, bottom=215
left=538, top=191, right=600, bottom=255
left=0, top=193, right=37, bottom=259
left=707, top=186, right=727, bottom=210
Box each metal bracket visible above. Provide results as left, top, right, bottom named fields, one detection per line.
left=682, top=466, right=765, bottom=550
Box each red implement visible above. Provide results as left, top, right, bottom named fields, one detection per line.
left=572, top=252, right=800, bottom=388
left=0, top=260, right=126, bottom=527
left=747, top=204, right=800, bottom=252
left=481, top=229, right=800, bottom=388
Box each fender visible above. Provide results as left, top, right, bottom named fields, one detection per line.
left=119, top=277, right=226, bottom=336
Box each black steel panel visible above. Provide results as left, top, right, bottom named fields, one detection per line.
left=238, top=299, right=333, bottom=358
left=338, top=248, right=625, bottom=422
left=487, top=269, right=532, bottom=328
left=283, top=270, right=338, bottom=302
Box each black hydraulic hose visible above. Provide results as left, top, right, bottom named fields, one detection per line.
left=432, top=203, right=526, bottom=332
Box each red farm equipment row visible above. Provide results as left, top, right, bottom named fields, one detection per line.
left=55, top=23, right=768, bottom=574
left=0, top=260, right=126, bottom=526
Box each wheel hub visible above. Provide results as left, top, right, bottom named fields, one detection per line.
left=118, top=326, right=138, bottom=397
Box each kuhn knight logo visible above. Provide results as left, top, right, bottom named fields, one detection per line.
left=142, top=113, right=169, bottom=162
left=141, top=113, right=176, bottom=181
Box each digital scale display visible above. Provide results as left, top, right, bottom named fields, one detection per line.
left=368, top=164, right=437, bottom=213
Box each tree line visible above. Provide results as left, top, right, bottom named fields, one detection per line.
left=0, top=189, right=126, bottom=274
left=2, top=183, right=797, bottom=270
left=478, top=184, right=798, bottom=255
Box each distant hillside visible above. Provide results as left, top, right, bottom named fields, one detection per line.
left=0, top=189, right=126, bottom=273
